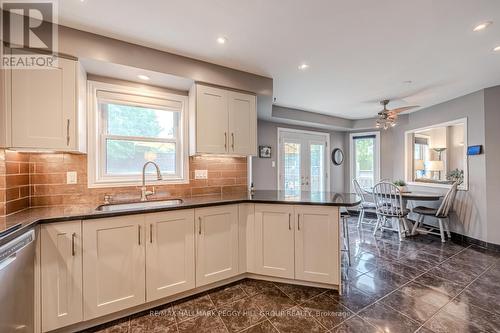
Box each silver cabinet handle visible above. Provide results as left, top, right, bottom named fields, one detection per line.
left=138, top=225, right=141, bottom=245
left=231, top=133, right=235, bottom=151
left=288, top=213, right=291, bottom=230
left=297, top=214, right=301, bottom=231
left=66, top=119, right=70, bottom=146
left=224, top=132, right=227, bottom=151
left=71, top=233, right=76, bottom=256
left=198, top=217, right=202, bottom=235
left=150, top=224, right=153, bottom=243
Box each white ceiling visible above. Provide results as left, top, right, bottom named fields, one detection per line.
left=59, top=0, right=500, bottom=119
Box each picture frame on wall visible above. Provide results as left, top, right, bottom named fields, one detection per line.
left=259, top=145, right=272, bottom=158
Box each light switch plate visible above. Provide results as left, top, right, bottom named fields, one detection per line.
left=66, top=171, right=77, bottom=184
left=272, top=161, right=276, bottom=168
left=195, top=169, right=208, bottom=179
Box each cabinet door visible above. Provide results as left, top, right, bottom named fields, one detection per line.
left=195, top=205, right=239, bottom=286
left=83, top=216, right=145, bottom=320
left=254, top=204, right=295, bottom=278
left=294, top=206, right=340, bottom=284
left=196, top=85, right=229, bottom=154
left=40, top=221, right=82, bottom=332
left=145, top=210, right=195, bottom=302
left=10, top=56, right=76, bottom=149
left=228, top=91, right=257, bottom=155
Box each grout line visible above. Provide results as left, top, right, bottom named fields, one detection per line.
left=414, top=259, right=496, bottom=332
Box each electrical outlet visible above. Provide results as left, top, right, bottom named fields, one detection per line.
left=195, top=169, right=208, bottom=179
left=272, top=161, right=276, bottom=168
left=66, top=171, right=77, bottom=184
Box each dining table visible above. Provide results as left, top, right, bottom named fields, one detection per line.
left=363, top=188, right=444, bottom=237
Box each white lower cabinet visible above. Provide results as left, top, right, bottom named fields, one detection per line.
left=195, top=205, right=239, bottom=286
left=38, top=203, right=341, bottom=331
left=254, top=204, right=295, bottom=278
left=145, top=210, right=195, bottom=302
left=294, top=206, right=340, bottom=284
left=254, top=204, right=340, bottom=284
left=40, top=221, right=83, bottom=332
left=83, top=216, right=146, bottom=320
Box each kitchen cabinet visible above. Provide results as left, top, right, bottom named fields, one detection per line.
left=195, top=205, right=239, bottom=286
left=40, top=221, right=83, bottom=332
left=1, top=52, right=86, bottom=152
left=145, top=210, right=195, bottom=302
left=253, top=204, right=340, bottom=283
left=83, top=216, right=145, bottom=320
left=294, top=206, right=340, bottom=284
left=254, top=204, right=295, bottom=278
left=189, top=84, right=256, bottom=156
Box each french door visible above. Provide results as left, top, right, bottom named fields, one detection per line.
left=278, top=129, right=329, bottom=192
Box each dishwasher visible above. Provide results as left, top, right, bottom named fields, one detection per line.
left=0, top=226, right=36, bottom=333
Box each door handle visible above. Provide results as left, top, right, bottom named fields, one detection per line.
left=138, top=225, right=141, bottom=245
left=231, top=133, right=235, bottom=151
left=71, top=232, right=76, bottom=256
left=198, top=217, right=202, bottom=235
left=224, top=132, right=227, bottom=151
left=150, top=224, right=153, bottom=243
left=66, top=119, right=70, bottom=146
left=288, top=213, right=291, bottom=230
left=297, top=214, right=301, bottom=231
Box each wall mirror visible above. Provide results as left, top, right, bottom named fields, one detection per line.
left=405, top=118, right=468, bottom=190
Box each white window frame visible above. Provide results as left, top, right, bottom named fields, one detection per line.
left=349, top=131, right=381, bottom=192
left=276, top=127, right=331, bottom=192
left=87, top=81, right=189, bottom=188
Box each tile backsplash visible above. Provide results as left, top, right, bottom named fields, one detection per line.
left=0, top=149, right=248, bottom=216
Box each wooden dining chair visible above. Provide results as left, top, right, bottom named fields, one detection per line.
left=372, top=182, right=410, bottom=241
left=411, top=182, right=459, bottom=242
left=352, top=178, right=377, bottom=228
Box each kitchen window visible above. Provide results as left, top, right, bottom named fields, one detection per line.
left=88, top=81, right=189, bottom=187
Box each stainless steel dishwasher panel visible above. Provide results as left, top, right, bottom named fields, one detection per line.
left=0, top=228, right=36, bottom=333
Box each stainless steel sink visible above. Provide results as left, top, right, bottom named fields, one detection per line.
left=96, top=199, right=184, bottom=212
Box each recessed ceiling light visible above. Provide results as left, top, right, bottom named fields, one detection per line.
left=494, top=46, right=500, bottom=52
left=473, top=21, right=493, bottom=32
left=137, top=74, right=150, bottom=81
left=217, top=37, right=227, bottom=44
left=298, top=63, right=309, bottom=70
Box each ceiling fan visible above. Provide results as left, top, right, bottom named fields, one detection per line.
left=376, top=99, right=419, bottom=129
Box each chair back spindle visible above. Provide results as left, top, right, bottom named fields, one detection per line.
left=373, top=182, right=404, bottom=217
left=436, top=182, right=459, bottom=218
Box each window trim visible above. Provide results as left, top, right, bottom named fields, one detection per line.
left=349, top=131, right=381, bottom=192
left=87, top=80, right=189, bottom=188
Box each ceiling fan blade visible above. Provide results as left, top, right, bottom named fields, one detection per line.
left=388, top=105, right=420, bottom=114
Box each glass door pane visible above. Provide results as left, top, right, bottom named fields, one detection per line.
left=283, top=142, right=301, bottom=192
left=309, top=142, right=325, bottom=192
left=353, top=137, right=375, bottom=188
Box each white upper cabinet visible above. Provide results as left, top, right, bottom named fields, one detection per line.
left=189, top=84, right=257, bottom=156
left=145, top=210, right=195, bottom=302
left=195, top=205, right=239, bottom=286
left=2, top=53, right=86, bottom=152
left=228, top=91, right=257, bottom=155
left=82, top=216, right=145, bottom=320
left=40, top=221, right=83, bottom=332
left=294, top=206, right=340, bottom=284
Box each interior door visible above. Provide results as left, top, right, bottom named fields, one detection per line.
left=279, top=130, right=329, bottom=192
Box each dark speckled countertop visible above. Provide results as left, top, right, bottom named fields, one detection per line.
left=0, top=190, right=360, bottom=245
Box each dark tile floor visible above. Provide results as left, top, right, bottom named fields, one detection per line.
left=83, top=218, right=500, bottom=333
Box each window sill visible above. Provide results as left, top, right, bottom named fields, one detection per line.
left=406, top=181, right=468, bottom=191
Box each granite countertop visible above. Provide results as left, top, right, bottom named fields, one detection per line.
left=0, top=190, right=360, bottom=245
